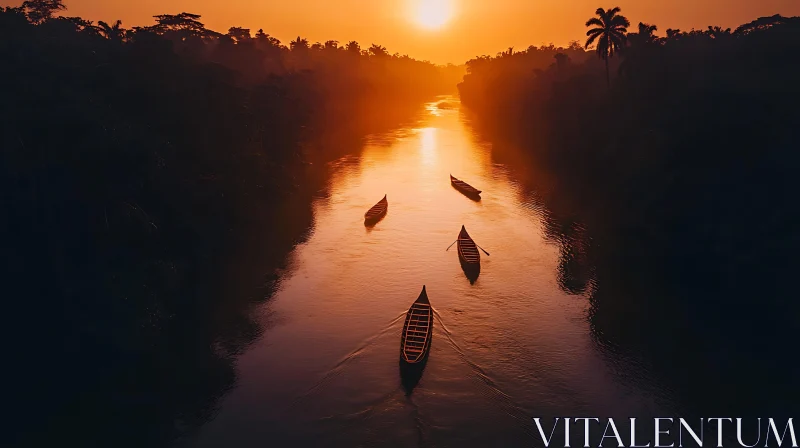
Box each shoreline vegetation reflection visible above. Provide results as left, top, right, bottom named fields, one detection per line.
left=2, top=1, right=461, bottom=446
left=459, top=8, right=800, bottom=418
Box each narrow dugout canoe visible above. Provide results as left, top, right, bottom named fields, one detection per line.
left=450, top=174, right=482, bottom=199
left=400, top=286, right=433, bottom=364
left=457, top=225, right=480, bottom=267
left=364, top=194, right=388, bottom=224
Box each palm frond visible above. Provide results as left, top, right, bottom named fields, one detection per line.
left=639, top=22, right=657, bottom=34
left=609, top=33, right=626, bottom=44
left=585, top=33, right=602, bottom=48
left=609, top=15, right=630, bottom=28
left=585, top=17, right=604, bottom=28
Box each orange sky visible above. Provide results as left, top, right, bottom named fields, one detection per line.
left=4, top=0, right=800, bottom=63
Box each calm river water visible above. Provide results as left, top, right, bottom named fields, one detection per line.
left=186, top=97, right=677, bottom=447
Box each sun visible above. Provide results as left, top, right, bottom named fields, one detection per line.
left=414, top=0, right=454, bottom=30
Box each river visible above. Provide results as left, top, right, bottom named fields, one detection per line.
left=186, top=97, right=677, bottom=447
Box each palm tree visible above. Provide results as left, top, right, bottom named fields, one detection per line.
left=625, top=22, right=658, bottom=49
left=585, top=6, right=630, bottom=87
left=98, top=19, right=125, bottom=41
left=636, top=22, right=658, bottom=44
left=666, top=28, right=682, bottom=39
left=620, top=22, right=658, bottom=79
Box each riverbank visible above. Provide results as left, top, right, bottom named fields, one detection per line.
left=458, top=16, right=800, bottom=415
left=0, top=8, right=455, bottom=446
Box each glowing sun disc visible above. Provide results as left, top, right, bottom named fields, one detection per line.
left=414, top=0, right=453, bottom=30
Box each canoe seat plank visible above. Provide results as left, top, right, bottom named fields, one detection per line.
left=400, top=286, right=434, bottom=364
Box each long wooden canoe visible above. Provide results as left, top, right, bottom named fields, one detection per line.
left=364, top=194, right=388, bottom=224
left=450, top=175, right=482, bottom=198
left=400, top=286, right=433, bottom=364
left=457, top=225, right=481, bottom=266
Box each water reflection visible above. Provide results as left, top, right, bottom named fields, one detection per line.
left=460, top=259, right=480, bottom=284
left=399, top=353, right=429, bottom=396
left=419, top=127, right=438, bottom=166
left=467, top=109, right=800, bottom=422
left=190, top=97, right=672, bottom=448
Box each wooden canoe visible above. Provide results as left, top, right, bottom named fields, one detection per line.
left=400, top=286, right=433, bottom=364
left=450, top=175, right=482, bottom=198
left=364, top=194, right=388, bottom=224
left=457, top=225, right=480, bottom=266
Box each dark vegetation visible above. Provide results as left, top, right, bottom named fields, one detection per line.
left=460, top=9, right=800, bottom=414
left=5, top=0, right=799, bottom=442
left=0, top=1, right=461, bottom=446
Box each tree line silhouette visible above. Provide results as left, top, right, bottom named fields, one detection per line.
left=460, top=8, right=800, bottom=414
left=1, top=1, right=461, bottom=446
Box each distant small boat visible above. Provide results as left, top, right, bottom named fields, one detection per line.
left=400, top=286, right=433, bottom=364
left=457, top=225, right=480, bottom=267
left=364, top=194, right=388, bottom=224
left=450, top=175, right=482, bottom=199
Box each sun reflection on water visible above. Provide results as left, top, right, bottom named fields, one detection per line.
left=419, top=127, right=438, bottom=166
left=188, top=96, right=669, bottom=448
left=426, top=102, right=443, bottom=116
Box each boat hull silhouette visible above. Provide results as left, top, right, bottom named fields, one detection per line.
left=364, top=194, right=388, bottom=225
left=450, top=175, right=482, bottom=200
left=400, top=286, right=433, bottom=365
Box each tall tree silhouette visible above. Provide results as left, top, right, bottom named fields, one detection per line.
left=666, top=28, right=682, bottom=39
left=368, top=44, right=389, bottom=58
left=631, top=22, right=658, bottom=45
left=346, top=41, right=361, bottom=54
left=227, top=26, right=251, bottom=42
left=98, top=19, right=125, bottom=41
left=22, top=0, right=65, bottom=23
left=290, top=36, right=309, bottom=51
left=619, top=22, right=659, bottom=79
left=585, top=6, right=629, bottom=87
left=254, top=29, right=281, bottom=48
left=149, top=12, right=215, bottom=40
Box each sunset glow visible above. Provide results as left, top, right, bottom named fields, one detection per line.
left=4, top=0, right=800, bottom=443
left=413, top=0, right=454, bottom=30
left=8, top=0, right=800, bottom=63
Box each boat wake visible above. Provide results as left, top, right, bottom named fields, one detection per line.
left=288, top=311, right=407, bottom=409
left=432, top=308, right=539, bottom=439
left=285, top=310, right=432, bottom=446
left=276, top=306, right=543, bottom=446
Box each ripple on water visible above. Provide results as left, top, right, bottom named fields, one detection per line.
left=190, top=97, right=673, bottom=448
